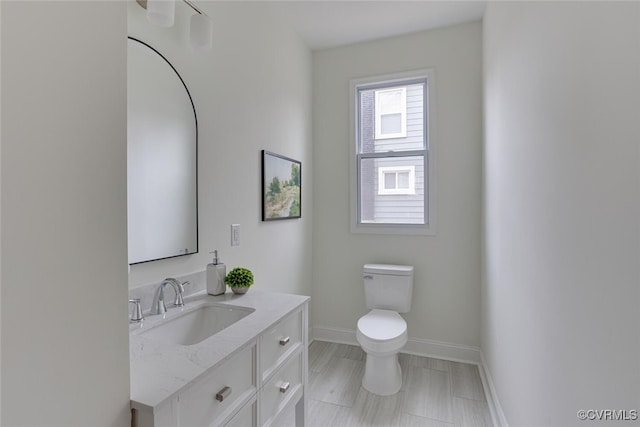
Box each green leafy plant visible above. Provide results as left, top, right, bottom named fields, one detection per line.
left=225, top=267, right=254, bottom=288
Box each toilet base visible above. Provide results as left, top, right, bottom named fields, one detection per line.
left=361, top=352, right=402, bottom=396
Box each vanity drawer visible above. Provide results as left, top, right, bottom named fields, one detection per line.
left=178, top=344, right=257, bottom=427
left=260, top=310, right=302, bottom=381
left=259, top=350, right=303, bottom=427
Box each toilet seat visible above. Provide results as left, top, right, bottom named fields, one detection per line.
left=357, top=309, right=407, bottom=354
left=358, top=309, right=406, bottom=340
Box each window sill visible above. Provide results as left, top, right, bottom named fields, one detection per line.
left=350, top=223, right=436, bottom=236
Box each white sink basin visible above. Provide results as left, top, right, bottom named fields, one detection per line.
left=140, top=303, right=254, bottom=346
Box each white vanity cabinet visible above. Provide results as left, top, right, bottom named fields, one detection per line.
left=259, top=309, right=305, bottom=427
left=179, top=343, right=257, bottom=426
left=260, top=351, right=303, bottom=426
left=260, top=309, right=303, bottom=382
left=130, top=291, right=308, bottom=427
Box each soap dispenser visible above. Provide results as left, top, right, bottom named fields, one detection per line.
left=207, top=250, right=227, bottom=296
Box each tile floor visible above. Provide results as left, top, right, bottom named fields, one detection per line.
left=304, top=340, right=493, bottom=427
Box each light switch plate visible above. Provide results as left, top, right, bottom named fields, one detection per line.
left=231, top=224, right=240, bottom=246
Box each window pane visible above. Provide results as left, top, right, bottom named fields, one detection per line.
left=378, top=90, right=402, bottom=113
left=380, top=113, right=402, bottom=135
left=384, top=172, right=396, bottom=189
left=397, top=172, right=410, bottom=189
left=360, top=156, right=424, bottom=224
left=359, top=82, right=424, bottom=153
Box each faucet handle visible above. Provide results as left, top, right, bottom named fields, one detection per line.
left=128, top=299, right=144, bottom=322
left=173, top=280, right=190, bottom=307
left=178, top=280, right=190, bottom=293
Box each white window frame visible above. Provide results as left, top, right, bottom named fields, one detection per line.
left=349, top=69, right=437, bottom=236
left=375, top=87, right=407, bottom=140
left=378, top=166, right=415, bottom=195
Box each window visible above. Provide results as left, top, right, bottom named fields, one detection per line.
left=375, top=88, right=407, bottom=139
left=378, top=166, right=415, bottom=195
left=350, top=70, right=435, bottom=235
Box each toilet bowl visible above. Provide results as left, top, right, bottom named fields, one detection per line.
left=357, top=264, right=414, bottom=396
left=356, top=309, right=408, bottom=395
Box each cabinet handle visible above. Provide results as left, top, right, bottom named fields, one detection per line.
left=279, top=382, right=290, bottom=394
left=279, top=336, right=290, bottom=346
left=215, top=386, right=232, bottom=402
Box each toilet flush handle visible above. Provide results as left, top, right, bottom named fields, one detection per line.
left=363, top=275, right=373, bottom=280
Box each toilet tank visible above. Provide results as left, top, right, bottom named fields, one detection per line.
left=363, top=264, right=414, bottom=313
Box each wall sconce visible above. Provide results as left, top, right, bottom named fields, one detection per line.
left=146, top=0, right=175, bottom=27
left=136, top=0, right=213, bottom=51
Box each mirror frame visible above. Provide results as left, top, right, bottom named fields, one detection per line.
left=127, top=36, right=199, bottom=265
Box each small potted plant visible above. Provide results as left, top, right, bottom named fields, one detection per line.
left=225, top=267, right=254, bottom=295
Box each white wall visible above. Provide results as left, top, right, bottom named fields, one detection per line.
left=483, top=2, right=640, bottom=425
left=127, top=2, right=313, bottom=298
left=1, top=2, right=130, bottom=425
left=312, top=22, right=482, bottom=347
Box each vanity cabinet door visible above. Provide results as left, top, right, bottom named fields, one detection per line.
left=224, top=396, right=256, bottom=427
left=260, top=310, right=302, bottom=382
left=178, top=343, right=257, bottom=427
left=259, top=350, right=303, bottom=427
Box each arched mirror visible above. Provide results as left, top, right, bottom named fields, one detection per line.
left=127, top=37, right=198, bottom=264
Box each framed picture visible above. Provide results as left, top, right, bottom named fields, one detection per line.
left=262, top=150, right=302, bottom=221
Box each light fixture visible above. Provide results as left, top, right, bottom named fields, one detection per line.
left=146, top=0, right=175, bottom=28
left=137, top=0, right=213, bottom=51
left=190, top=13, right=213, bottom=51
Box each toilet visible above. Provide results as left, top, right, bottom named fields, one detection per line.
left=356, top=264, right=414, bottom=396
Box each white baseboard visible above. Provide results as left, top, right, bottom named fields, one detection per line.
left=311, top=326, right=481, bottom=365
left=403, top=336, right=482, bottom=365
left=479, top=351, right=509, bottom=427
left=312, top=326, right=357, bottom=347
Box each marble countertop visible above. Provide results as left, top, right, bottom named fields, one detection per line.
left=129, top=289, right=309, bottom=410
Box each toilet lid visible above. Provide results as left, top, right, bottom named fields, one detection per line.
left=358, top=309, right=406, bottom=341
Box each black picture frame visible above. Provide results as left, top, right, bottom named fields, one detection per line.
left=262, top=150, right=302, bottom=221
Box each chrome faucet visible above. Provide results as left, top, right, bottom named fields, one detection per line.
left=152, top=278, right=190, bottom=315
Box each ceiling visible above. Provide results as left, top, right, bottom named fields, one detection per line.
left=276, top=0, right=486, bottom=50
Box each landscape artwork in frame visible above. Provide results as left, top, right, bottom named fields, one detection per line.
left=262, top=150, right=301, bottom=221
